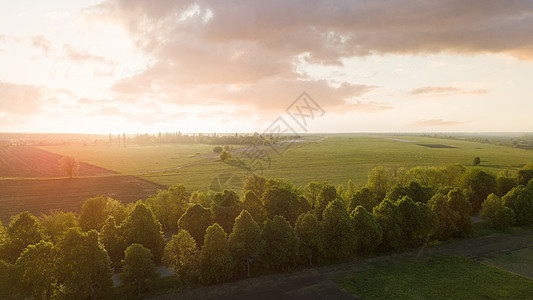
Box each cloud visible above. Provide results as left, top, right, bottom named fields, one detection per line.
left=410, top=86, right=488, bottom=96
left=112, top=75, right=378, bottom=112
left=30, top=35, right=115, bottom=68
left=0, top=81, right=80, bottom=118
left=0, top=82, right=46, bottom=115
left=83, top=0, right=531, bottom=117
left=62, top=44, right=114, bottom=65
left=347, top=101, right=392, bottom=113
left=32, top=35, right=53, bottom=53
left=91, top=106, right=121, bottom=116
left=410, top=119, right=466, bottom=127
left=90, top=0, right=533, bottom=61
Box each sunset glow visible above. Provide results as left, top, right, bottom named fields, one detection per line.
left=1, top=1, right=533, bottom=133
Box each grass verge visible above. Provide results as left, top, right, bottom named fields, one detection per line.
left=335, top=255, right=533, bottom=299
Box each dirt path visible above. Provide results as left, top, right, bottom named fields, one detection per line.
left=151, top=229, right=533, bottom=300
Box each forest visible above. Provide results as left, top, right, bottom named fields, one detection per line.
left=1, top=163, right=533, bottom=299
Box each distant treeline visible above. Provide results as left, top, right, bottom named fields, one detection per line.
left=2, top=163, right=533, bottom=298
left=130, top=132, right=297, bottom=146
left=425, top=133, right=533, bottom=150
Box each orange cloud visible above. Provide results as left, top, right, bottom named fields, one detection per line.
left=410, top=119, right=466, bottom=127
left=410, top=86, right=487, bottom=96
left=0, top=82, right=46, bottom=115
left=32, top=35, right=52, bottom=53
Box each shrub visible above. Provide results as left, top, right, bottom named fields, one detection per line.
left=480, top=194, right=515, bottom=230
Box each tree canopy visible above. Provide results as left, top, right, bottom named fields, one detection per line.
left=262, top=215, right=299, bottom=271
left=57, top=228, right=113, bottom=299
left=59, top=156, right=79, bottom=178
left=228, top=210, right=263, bottom=277
left=163, top=229, right=198, bottom=283
left=198, top=224, right=233, bottom=284
left=121, top=243, right=158, bottom=297
left=0, top=211, right=43, bottom=263
left=295, top=211, right=325, bottom=265
left=178, top=204, right=213, bottom=245
left=121, top=202, right=166, bottom=264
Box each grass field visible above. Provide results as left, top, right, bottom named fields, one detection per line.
left=483, top=247, right=533, bottom=279
left=335, top=255, right=533, bottom=299
left=39, top=134, right=533, bottom=193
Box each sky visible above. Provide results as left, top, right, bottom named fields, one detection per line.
left=1, top=0, right=533, bottom=134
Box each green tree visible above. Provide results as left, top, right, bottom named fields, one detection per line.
left=262, top=185, right=304, bottom=225
left=213, top=146, right=223, bottom=153
left=220, top=150, right=231, bottom=161
left=517, top=166, right=533, bottom=186
left=496, top=170, right=518, bottom=197
left=212, top=189, right=239, bottom=206
left=189, top=191, right=213, bottom=208
left=0, top=221, right=5, bottom=245
left=502, top=185, right=533, bottom=226
left=79, top=196, right=108, bottom=231
left=0, top=260, right=15, bottom=298
left=262, top=215, right=299, bottom=271
left=428, top=193, right=458, bottom=241
left=228, top=210, right=263, bottom=277
left=121, top=243, right=158, bottom=297
left=302, top=182, right=325, bottom=208
left=211, top=190, right=242, bottom=234
left=481, top=194, right=515, bottom=230
left=461, top=168, right=497, bottom=213
left=447, top=188, right=472, bottom=237
left=322, top=200, right=355, bottom=260
left=15, top=240, right=59, bottom=299
left=242, top=173, right=267, bottom=199
left=0, top=211, right=43, bottom=263
left=121, top=202, right=166, bottom=264
left=99, top=216, right=124, bottom=269
left=39, top=209, right=78, bottom=243
left=241, top=190, right=267, bottom=226
left=198, top=224, right=233, bottom=284
left=145, top=185, right=189, bottom=230
left=386, top=181, right=433, bottom=204
left=345, top=179, right=357, bottom=200
left=314, top=184, right=338, bottom=220
left=473, top=157, right=481, bottom=165
left=351, top=206, right=382, bottom=254
left=396, top=196, right=437, bottom=247
left=178, top=204, right=213, bottom=246
left=57, top=228, right=113, bottom=299
left=348, top=187, right=379, bottom=213
left=373, top=199, right=403, bottom=252
left=60, top=156, right=79, bottom=178
left=366, top=166, right=395, bottom=201
left=295, top=212, right=325, bottom=265
left=163, top=230, right=198, bottom=284
left=415, top=202, right=439, bottom=244
left=104, top=197, right=129, bottom=225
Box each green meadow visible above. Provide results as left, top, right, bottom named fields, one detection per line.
left=40, top=134, right=533, bottom=192
left=335, top=255, right=533, bottom=299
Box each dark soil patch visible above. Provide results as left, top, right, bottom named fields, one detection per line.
left=0, top=176, right=166, bottom=224
left=0, top=146, right=117, bottom=177
left=417, top=144, right=457, bottom=149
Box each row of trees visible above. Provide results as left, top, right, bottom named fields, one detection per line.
left=2, top=163, right=533, bottom=298
left=132, top=132, right=295, bottom=146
